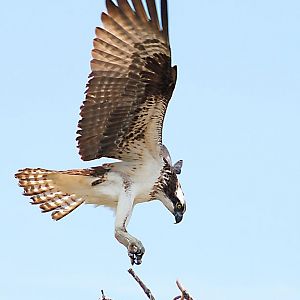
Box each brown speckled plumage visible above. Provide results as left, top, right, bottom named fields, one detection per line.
left=77, top=0, right=177, bottom=162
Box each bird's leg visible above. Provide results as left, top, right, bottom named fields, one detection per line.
left=114, top=180, right=145, bottom=265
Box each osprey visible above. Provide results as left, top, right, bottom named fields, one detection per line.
left=15, top=0, right=185, bottom=265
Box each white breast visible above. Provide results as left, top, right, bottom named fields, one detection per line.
left=84, top=153, right=164, bottom=208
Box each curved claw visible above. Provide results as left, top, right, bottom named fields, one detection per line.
left=128, top=243, right=145, bottom=265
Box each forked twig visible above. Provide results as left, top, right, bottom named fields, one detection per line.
left=128, top=268, right=156, bottom=300
left=100, top=290, right=112, bottom=300
left=173, top=280, right=194, bottom=300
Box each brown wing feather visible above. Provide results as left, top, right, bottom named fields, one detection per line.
left=145, top=0, right=160, bottom=31
left=161, top=0, right=169, bottom=45
left=132, top=0, right=149, bottom=23
left=77, top=0, right=176, bottom=161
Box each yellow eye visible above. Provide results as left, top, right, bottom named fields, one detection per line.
left=176, top=203, right=182, bottom=210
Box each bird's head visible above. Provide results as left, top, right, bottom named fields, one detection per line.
left=156, top=158, right=186, bottom=224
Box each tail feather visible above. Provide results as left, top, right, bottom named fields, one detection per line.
left=15, top=168, right=85, bottom=221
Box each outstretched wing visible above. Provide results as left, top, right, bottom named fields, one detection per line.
left=77, top=0, right=177, bottom=161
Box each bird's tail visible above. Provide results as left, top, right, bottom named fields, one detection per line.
left=15, top=168, right=86, bottom=221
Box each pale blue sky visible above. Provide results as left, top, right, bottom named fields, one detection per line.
left=1, top=1, right=300, bottom=300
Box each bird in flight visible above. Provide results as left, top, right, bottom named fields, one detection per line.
left=15, top=0, right=185, bottom=265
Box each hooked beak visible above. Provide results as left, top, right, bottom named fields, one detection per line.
left=174, top=211, right=183, bottom=224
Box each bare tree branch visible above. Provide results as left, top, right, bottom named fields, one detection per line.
left=100, top=270, right=194, bottom=300
left=128, top=268, right=156, bottom=300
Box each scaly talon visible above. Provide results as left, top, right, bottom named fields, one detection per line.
left=128, top=242, right=145, bottom=265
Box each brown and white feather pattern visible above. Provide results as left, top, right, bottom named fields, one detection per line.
left=15, top=167, right=108, bottom=220
left=77, top=0, right=177, bottom=162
